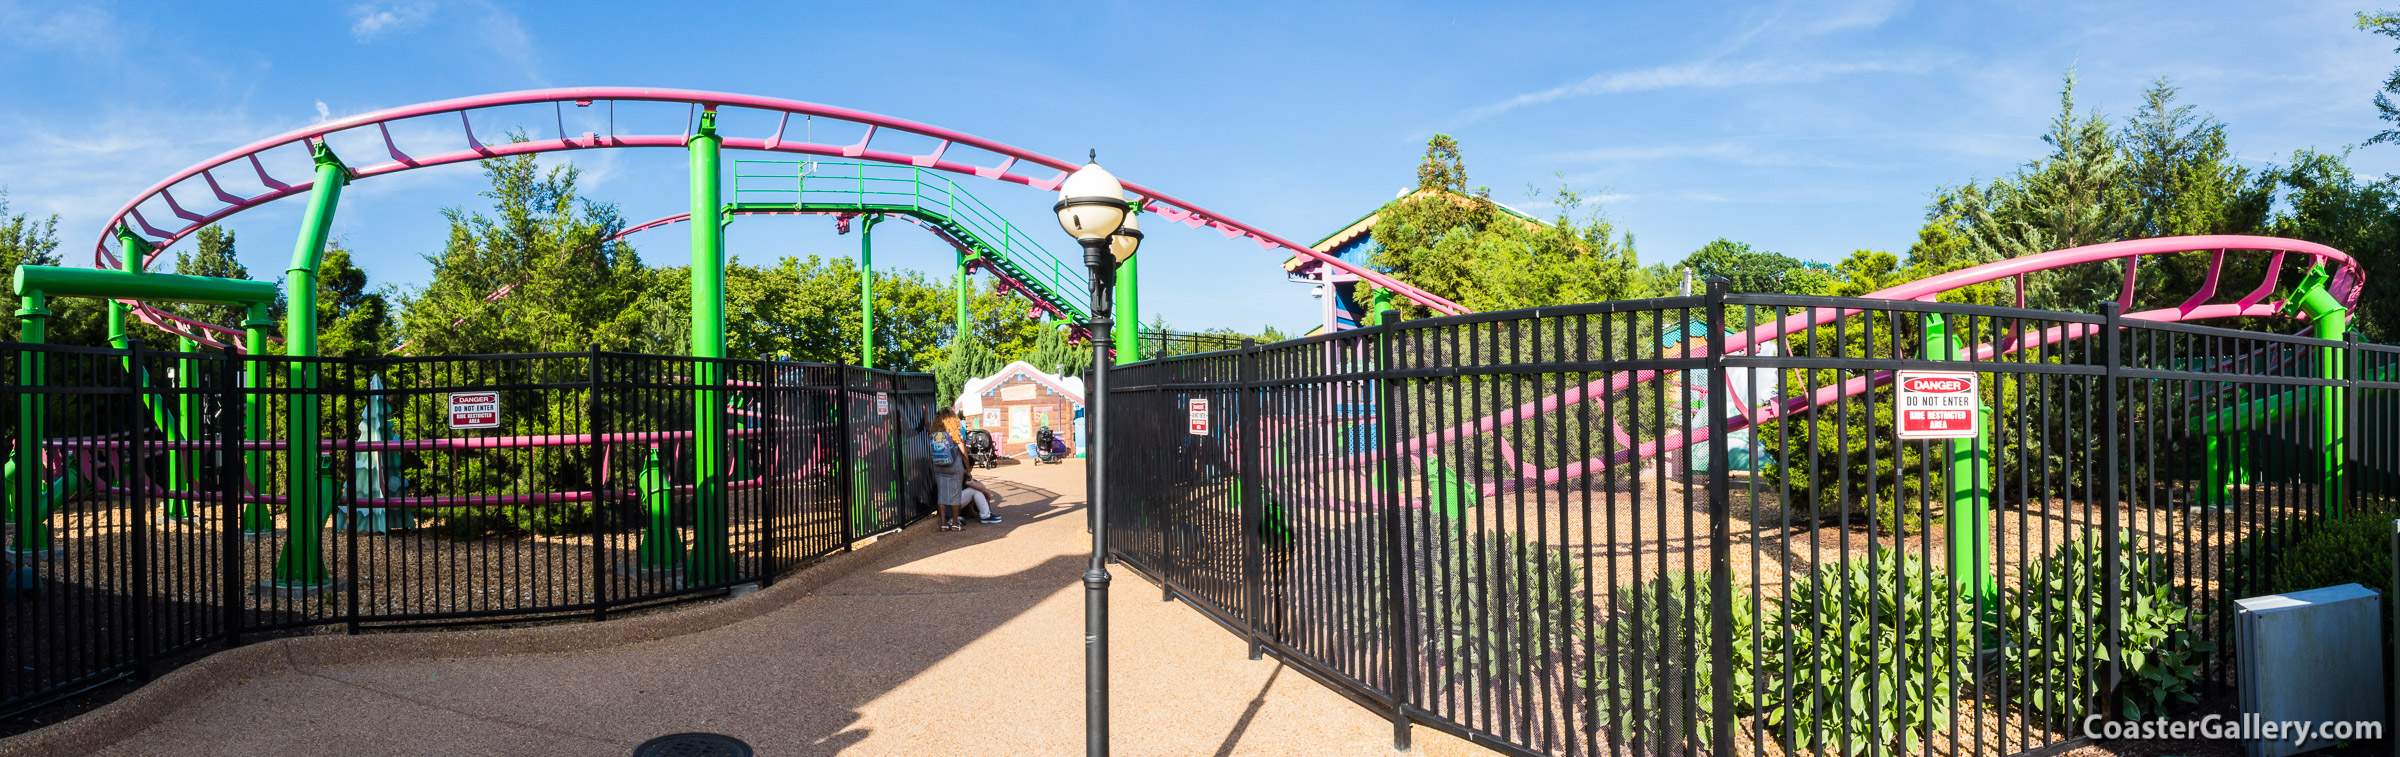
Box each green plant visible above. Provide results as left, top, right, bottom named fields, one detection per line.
left=2268, top=510, right=2395, bottom=597
left=1354, top=522, right=1587, bottom=705
left=1582, top=571, right=1758, bottom=751
left=2002, top=534, right=2212, bottom=724
left=1755, top=549, right=1977, bottom=756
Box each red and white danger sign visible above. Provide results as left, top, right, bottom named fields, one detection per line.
left=1187, top=398, right=1210, bottom=436
left=1895, top=371, right=1978, bottom=440
left=876, top=391, right=889, bottom=416
left=448, top=392, right=500, bottom=429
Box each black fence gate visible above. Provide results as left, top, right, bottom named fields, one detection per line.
left=0, top=344, right=933, bottom=718
left=1110, top=287, right=2400, bottom=756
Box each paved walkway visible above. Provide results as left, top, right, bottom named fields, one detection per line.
left=74, top=460, right=1476, bottom=756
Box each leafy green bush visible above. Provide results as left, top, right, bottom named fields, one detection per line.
left=1754, top=549, right=1977, bottom=756
left=2002, top=534, right=2211, bottom=724
left=1583, top=571, right=1758, bottom=751
left=1419, top=529, right=1587, bottom=695
left=1348, top=521, right=1588, bottom=705
left=2268, top=511, right=2395, bottom=598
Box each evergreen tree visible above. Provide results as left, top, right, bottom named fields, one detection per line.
left=166, top=225, right=257, bottom=332
left=2357, top=11, right=2400, bottom=149
left=1025, top=323, right=1090, bottom=378
left=395, top=149, right=649, bottom=355
left=315, top=245, right=392, bottom=357
left=1947, top=72, right=2140, bottom=311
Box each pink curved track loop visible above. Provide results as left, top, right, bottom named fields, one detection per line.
left=1304, top=236, right=2361, bottom=504
left=93, top=87, right=1466, bottom=353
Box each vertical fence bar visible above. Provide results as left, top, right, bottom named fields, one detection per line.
left=838, top=359, right=855, bottom=549
left=1703, top=283, right=1735, bottom=753
left=1238, top=339, right=1263, bottom=660
left=1372, top=310, right=1411, bottom=750
left=2100, top=302, right=2125, bottom=717
left=220, top=346, right=243, bottom=648
left=128, top=340, right=153, bottom=681
left=590, top=345, right=609, bottom=621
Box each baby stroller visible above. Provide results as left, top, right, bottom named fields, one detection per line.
left=962, top=428, right=999, bottom=469
left=1033, top=426, right=1063, bottom=465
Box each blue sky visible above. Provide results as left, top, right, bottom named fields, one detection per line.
left=1, top=0, right=2396, bottom=334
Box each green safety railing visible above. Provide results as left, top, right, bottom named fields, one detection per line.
left=731, top=160, right=1092, bottom=320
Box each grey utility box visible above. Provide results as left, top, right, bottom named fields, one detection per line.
left=2235, top=583, right=2384, bottom=757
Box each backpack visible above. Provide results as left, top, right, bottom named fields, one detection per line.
left=930, top=433, right=957, bottom=466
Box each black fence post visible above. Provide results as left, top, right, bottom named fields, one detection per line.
left=1704, top=281, right=1735, bottom=752
left=128, top=339, right=153, bottom=682
left=343, top=353, right=362, bottom=635
left=1375, top=309, right=1412, bottom=751
left=219, top=345, right=243, bottom=649
left=837, top=359, right=855, bottom=549
left=1238, top=338, right=1263, bottom=661
left=2346, top=332, right=2360, bottom=517
left=590, top=344, right=609, bottom=622
left=2100, top=302, right=2125, bottom=716
left=761, top=357, right=784, bottom=584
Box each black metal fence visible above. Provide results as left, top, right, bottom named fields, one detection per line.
left=0, top=343, right=934, bottom=717
left=1110, top=287, right=2400, bottom=756
left=1138, top=328, right=1249, bottom=361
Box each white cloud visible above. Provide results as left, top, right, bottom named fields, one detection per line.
left=314, top=100, right=331, bottom=123
left=0, top=2, right=121, bottom=53
left=1467, top=57, right=1935, bottom=122
left=349, top=2, right=434, bottom=41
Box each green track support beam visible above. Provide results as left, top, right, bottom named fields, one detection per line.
left=2282, top=265, right=2350, bottom=516
left=687, top=109, right=732, bottom=583
left=240, top=304, right=274, bottom=533
left=271, top=139, right=350, bottom=589
left=859, top=214, right=882, bottom=369
left=166, top=338, right=198, bottom=519
left=9, top=290, right=47, bottom=554
left=1113, top=255, right=1138, bottom=365
left=1927, top=314, right=1995, bottom=626
left=635, top=446, right=683, bottom=570
left=955, top=253, right=971, bottom=341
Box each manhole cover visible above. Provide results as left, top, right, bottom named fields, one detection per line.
left=633, top=732, right=753, bottom=757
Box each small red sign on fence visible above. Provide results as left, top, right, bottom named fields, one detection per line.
left=1895, top=370, right=1978, bottom=440
left=1188, top=398, right=1209, bottom=436
left=448, top=392, right=500, bottom=429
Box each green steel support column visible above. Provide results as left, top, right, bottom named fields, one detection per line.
left=1112, top=254, right=1138, bottom=365
left=2282, top=265, right=2350, bottom=516
left=955, top=253, right=972, bottom=340
left=9, top=290, right=47, bottom=553
left=166, top=338, right=198, bottom=519
left=240, top=304, right=274, bottom=533
left=635, top=446, right=682, bottom=569
left=687, top=109, right=732, bottom=583
left=1927, top=314, right=1995, bottom=623
left=859, top=214, right=882, bottom=369
left=271, top=140, right=349, bottom=588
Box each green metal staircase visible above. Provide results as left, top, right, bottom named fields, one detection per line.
left=731, top=160, right=1091, bottom=322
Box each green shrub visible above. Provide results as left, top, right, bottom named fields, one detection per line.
left=1755, top=548, right=1977, bottom=756
left=1350, top=522, right=1587, bottom=703
left=1582, top=571, right=1758, bottom=751
left=2002, top=534, right=2211, bottom=724
left=1418, top=529, right=1586, bottom=695
left=2269, top=511, right=2395, bottom=597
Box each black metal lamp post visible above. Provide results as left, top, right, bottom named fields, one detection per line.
left=1052, top=154, right=1134, bottom=757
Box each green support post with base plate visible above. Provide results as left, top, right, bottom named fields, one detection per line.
left=1926, top=313, right=1996, bottom=627
left=240, top=303, right=275, bottom=533
left=635, top=446, right=683, bottom=570
left=8, top=290, right=48, bottom=554
left=859, top=213, right=882, bottom=369
left=2282, top=265, right=2351, bottom=516
left=687, top=109, right=733, bottom=584
left=955, top=252, right=972, bottom=342
left=269, top=139, right=350, bottom=591
left=1113, top=254, right=1138, bottom=365
left=166, top=338, right=198, bottom=519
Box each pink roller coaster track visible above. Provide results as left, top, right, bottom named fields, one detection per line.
left=1333, top=235, right=2363, bottom=503
left=93, top=87, right=1467, bottom=351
